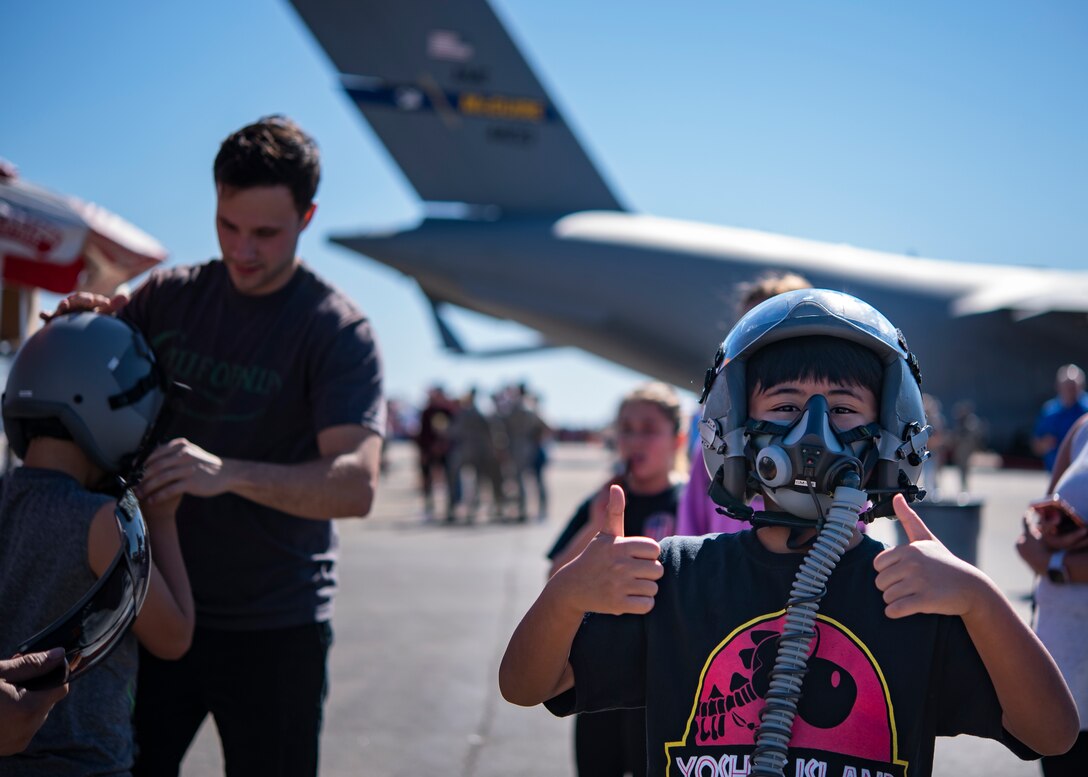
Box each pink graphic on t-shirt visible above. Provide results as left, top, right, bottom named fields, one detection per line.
left=692, top=614, right=892, bottom=762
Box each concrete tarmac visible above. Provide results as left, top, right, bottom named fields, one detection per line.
left=181, top=441, right=1052, bottom=777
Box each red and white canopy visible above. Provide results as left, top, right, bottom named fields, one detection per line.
left=0, top=171, right=166, bottom=296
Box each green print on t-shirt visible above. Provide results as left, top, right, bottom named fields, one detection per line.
left=153, top=330, right=284, bottom=422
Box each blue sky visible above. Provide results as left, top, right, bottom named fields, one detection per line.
left=4, top=1, right=1086, bottom=426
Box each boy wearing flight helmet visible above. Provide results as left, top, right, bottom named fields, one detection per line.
left=500, top=290, right=1076, bottom=777
left=0, top=312, right=194, bottom=773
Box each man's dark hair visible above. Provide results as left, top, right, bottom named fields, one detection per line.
left=213, top=115, right=320, bottom=217
left=746, top=336, right=883, bottom=400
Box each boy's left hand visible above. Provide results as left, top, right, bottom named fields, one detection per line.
left=873, top=494, right=985, bottom=619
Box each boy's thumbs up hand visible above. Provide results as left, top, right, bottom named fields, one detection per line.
left=602, top=485, right=626, bottom=537
left=556, top=485, right=664, bottom=617
left=894, top=494, right=938, bottom=543
left=873, top=495, right=987, bottom=619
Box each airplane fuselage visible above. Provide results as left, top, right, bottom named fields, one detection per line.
left=336, top=210, right=1088, bottom=455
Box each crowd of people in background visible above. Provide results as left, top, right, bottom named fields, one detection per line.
left=404, top=381, right=551, bottom=524
left=387, top=357, right=1088, bottom=531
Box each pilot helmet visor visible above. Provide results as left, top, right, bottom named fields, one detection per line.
left=721, top=288, right=906, bottom=368
left=14, top=486, right=150, bottom=690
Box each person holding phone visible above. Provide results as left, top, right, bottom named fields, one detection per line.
left=0, top=650, right=69, bottom=755
left=1018, top=412, right=1088, bottom=775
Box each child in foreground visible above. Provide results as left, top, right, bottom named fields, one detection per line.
left=499, top=289, right=1077, bottom=777
left=547, top=382, right=685, bottom=776
left=0, top=312, right=194, bottom=774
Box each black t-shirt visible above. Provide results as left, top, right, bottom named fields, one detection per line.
left=545, top=531, right=1036, bottom=777
left=547, top=481, right=682, bottom=560
left=121, top=260, right=385, bottom=630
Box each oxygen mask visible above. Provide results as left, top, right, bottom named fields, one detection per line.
left=748, top=394, right=875, bottom=522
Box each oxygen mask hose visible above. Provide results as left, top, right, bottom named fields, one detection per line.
left=750, top=473, right=867, bottom=777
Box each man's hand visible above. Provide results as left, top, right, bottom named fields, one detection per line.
left=138, top=438, right=229, bottom=505
left=39, top=292, right=128, bottom=322
left=0, top=649, right=70, bottom=755
left=553, top=486, right=664, bottom=616
left=873, top=494, right=987, bottom=619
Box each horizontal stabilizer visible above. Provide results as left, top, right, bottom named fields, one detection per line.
left=289, top=0, right=623, bottom=215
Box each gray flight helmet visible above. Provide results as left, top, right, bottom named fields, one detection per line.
left=698, top=289, right=930, bottom=518
left=3, top=312, right=165, bottom=475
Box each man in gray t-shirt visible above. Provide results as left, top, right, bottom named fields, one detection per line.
left=58, top=116, right=385, bottom=776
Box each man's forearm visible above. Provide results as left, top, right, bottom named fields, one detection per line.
left=222, top=450, right=377, bottom=519
left=139, top=429, right=384, bottom=519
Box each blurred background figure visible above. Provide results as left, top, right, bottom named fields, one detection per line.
left=449, top=388, right=506, bottom=523
left=499, top=383, right=551, bottom=522
left=489, top=389, right=514, bottom=515
left=732, top=271, right=811, bottom=318
left=678, top=271, right=812, bottom=536
left=1016, top=413, right=1088, bottom=776
left=1033, top=364, right=1088, bottom=472
left=414, top=386, right=460, bottom=522
left=950, top=400, right=986, bottom=494
left=920, top=393, right=947, bottom=500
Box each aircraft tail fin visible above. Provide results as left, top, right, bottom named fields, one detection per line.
left=288, top=0, right=624, bottom=215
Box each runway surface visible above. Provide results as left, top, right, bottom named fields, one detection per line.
left=181, top=441, right=1050, bottom=776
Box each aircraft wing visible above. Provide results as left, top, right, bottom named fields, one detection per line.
left=951, top=271, right=1088, bottom=319
left=288, top=0, right=624, bottom=215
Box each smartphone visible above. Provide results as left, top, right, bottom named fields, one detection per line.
left=1029, top=495, right=1086, bottom=535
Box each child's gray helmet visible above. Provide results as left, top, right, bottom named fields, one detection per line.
left=3, top=312, right=165, bottom=475
left=697, top=289, right=930, bottom=519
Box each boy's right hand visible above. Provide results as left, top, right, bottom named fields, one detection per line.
left=39, top=292, right=128, bottom=323
left=554, top=486, right=663, bottom=616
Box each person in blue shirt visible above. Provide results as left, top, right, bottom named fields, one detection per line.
left=1033, top=365, right=1088, bottom=471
